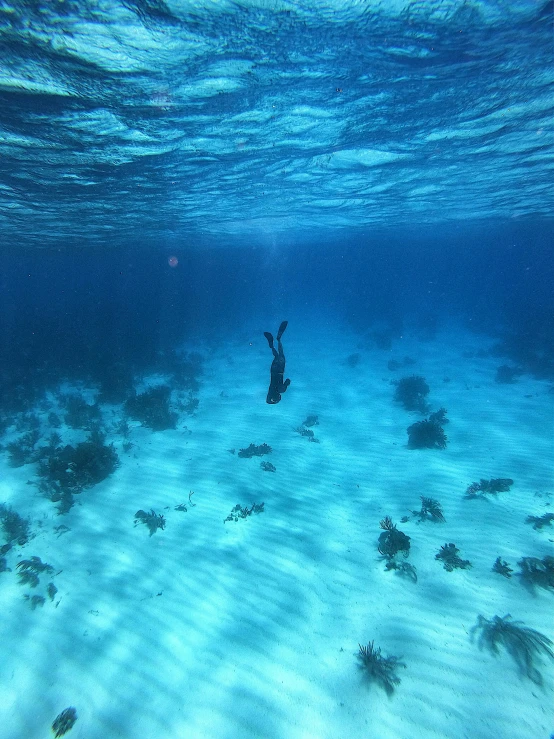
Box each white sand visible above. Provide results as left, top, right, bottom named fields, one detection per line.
left=0, top=323, right=552, bottom=739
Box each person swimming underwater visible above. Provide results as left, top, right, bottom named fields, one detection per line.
left=264, top=320, right=291, bottom=404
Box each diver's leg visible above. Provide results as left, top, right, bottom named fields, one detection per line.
left=266, top=330, right=280, bottom=358
left=276, top=321, right=288, bottom=341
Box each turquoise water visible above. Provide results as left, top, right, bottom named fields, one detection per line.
left=0, top=3, right=552, bottom=738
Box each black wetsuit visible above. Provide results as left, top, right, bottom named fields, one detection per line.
left=264, top=321, right=291, bottom=404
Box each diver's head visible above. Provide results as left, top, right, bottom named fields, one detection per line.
left=266, top=391, right=281, bottom=404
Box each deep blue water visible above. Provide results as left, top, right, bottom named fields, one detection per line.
left=0, top=2, right=552, bottom=392
left=1, top=219, right=552, bottom=403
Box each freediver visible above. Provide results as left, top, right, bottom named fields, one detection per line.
left=264, top=320, right=291, bottom=404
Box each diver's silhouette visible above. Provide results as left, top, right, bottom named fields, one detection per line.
left=264, top=321, right=290, bottom=404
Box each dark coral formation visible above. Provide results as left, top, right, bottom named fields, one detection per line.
left=6, top=430, right=40, bottom=467
left=37, top=431, right=119, bottom=513
left=471, top=614, right=554, bottom=684
left=224, top=502, right=264, bottom=522
left=16, top=556, right=54, bottom=587
left=295, top=426, right=319, bottom=443
left=428, top=407, right=449, bottom=425
left=134, top=509, right=166, bottom=535
left=394, top=375, right=429, bottom=413
left=412, top=496, right=445, bottom=523
left=238, top=443, right=272, bottom=458
left=0, top=503, right=30, bottom=546
left=357, top=641, right=406, bottom=695
left=525, top=512, right=554, bottom=530
left=490, top=325, right=554, bottom=381
left=384, top=560, right=418, bottom=583
left=124, top=385, right=177, bottom=431
left=517, top=555, right=554, bottom=591
left=302, top=415, right=319, bottom=427
left=52, top=707, right=78, bottom=738
left=24, top=594, right=45, bottom=609
left=465, top=478, right=513, bottom=498
left=296, top=415, right=320, bottom=443
left=407, top=411, right=448, bottom=449
left=61, top=393, right=102, bottom=429
left=378, top=517, right=411, bottom=559
left=492, top=557, right=513, bottom=578
left=435, top=543, right=472, bottom=571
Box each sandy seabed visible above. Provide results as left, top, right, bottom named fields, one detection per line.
left=0, top=323, right=552, bottom=739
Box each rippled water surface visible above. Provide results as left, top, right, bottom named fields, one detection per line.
left=0, top=0, right=552, bottom=247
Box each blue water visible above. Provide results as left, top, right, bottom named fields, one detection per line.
left=0, top=2, right=553, bottom=738
left=0, top=1, right=552, bottom=248
left=1, top=221, right=552, bottom=397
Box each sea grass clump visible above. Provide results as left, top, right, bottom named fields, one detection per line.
left=125, top=385, right=177, bottom=431
left=407, top=411, right=448, bottom=449
left=37, top=431, right=119, bottom=514
left=294, top=424, right=320, bottom=443
left=394, top=375, right=429, bottom=413
left=435, top=543, right=471, bottom=571
left=492, top=557, right=513, bottom=578
left=471, top=614, right=554, bottom=684
left=52, top=707, right=78, bottom=737
left=517, top=555, right=554, bottom=591
left=134, top=509, right=166, bottom=536
left=62, top=393, right=102, bottom=429
left=412, top=496, right=445, bottom=522
left=384, top=559, right=418, bottom=583
left=465, top=478, right=513, bottom=498
left=238, top=443, right=272, bottom=458
left=0, top=503, right=30, bottom=546
left=16, top=556, right=54, bottom=587
left=357, top=641, right=406, bottom=695
left=378, top=517, right=411, bottom=559
left=6, top=430, right=40, bottom=467
left=525, top=512, right=554, bottom=530
left=224, top=503, right=264, bottom=523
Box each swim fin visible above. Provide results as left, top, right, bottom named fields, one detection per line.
left=276, top=321, right=288, bottom=340
left=264, top=331, right=274, bottom=349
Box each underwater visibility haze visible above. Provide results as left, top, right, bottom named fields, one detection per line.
left=0, top=2, right=553, bottom=738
